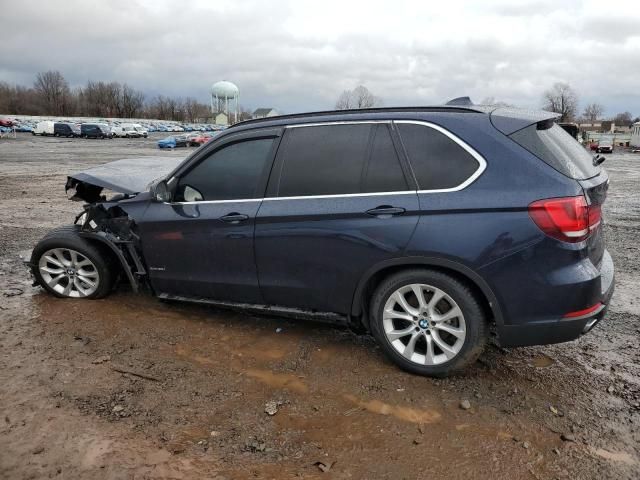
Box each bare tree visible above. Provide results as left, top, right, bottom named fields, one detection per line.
left=34, top=70, right=71, bottom=115
left=238, top=105, right=254, bottom=121
left=613, top=111, right=633, bottom=127
left=480, top=96, right=513, bottom=107
left=183, top=97, right=209, bottom=122
left=335, top=90, right=353, bottom=110
left=542, top=82, right=578, bottom=122
left=120, top=84, right=145, bottom=118
left=335, top=85, right=381, bottom=110
left=582, top=103, right=604, bottom=124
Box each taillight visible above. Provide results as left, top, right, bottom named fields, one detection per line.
left=528, top=196, right=601, bottom=243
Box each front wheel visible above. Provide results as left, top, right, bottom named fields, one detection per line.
left=31, top=226, right=115, bottom=299
left=369, top=269, right=488, bottom=377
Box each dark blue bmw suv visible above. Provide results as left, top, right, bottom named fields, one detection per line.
left=28, top=104, right=615, bottom=376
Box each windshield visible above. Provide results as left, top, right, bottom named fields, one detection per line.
left=510, top=122, right=600, bottom=180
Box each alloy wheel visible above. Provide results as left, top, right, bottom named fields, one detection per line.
left=382, top=283, right=466, bottom=365
left=38, top=248, right=100, bottom=298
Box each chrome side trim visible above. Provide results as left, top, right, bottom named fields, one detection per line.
left=286, top=120, right=391, bottom=128
left=263, top=190, right=416, bottom=201
left=165, top=198, right=262, bottom=205
left=394, top=120, right=487, bottom=193
left=165, top=191, right=418, bottom=205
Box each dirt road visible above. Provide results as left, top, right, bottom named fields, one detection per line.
left=1, top=134, right=638, bottom=479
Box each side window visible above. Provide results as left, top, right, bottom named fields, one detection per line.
left=175, top=138, right=274, bottom=202
left=276, top=124, right=371, bottom=197
left=362, top=124, right=408, bottom=193
left=397, top=123, right=481, bottom=190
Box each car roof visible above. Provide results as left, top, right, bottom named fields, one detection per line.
left=228, top=104, right=560, bottom=136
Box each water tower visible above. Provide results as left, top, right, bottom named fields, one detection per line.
left=211, top=80, right=239, bottom=124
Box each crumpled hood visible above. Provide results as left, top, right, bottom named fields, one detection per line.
left=66, top=156, right=184, bottom=202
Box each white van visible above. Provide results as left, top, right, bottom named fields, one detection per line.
left=112, top=124, right=140, bottom=138
left=33, top=121, right=55, bottom=136
left=131, top=124, right=148, bottom=138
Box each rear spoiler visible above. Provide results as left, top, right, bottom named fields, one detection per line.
left=444, top=97, right=561, bottom=136
left=490, top=107, right=560, bottom=135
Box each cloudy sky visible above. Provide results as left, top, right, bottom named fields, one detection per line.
left=1, top=0, right=639, bottom=116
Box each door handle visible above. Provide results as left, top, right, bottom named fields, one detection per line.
left=365, top=206, right=406, bottom=217
left=219, top=212, right=249, bottom=223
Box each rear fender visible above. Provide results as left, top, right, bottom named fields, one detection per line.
left=351, top=256, right=504, bottom=329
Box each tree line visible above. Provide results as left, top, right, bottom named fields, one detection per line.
left=2, top=71, right=637, bottom=126
left=0, top=70, right=213, bottom=122
left=542, top=82, right=637, bottom=126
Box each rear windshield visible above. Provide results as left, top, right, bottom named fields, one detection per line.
left=509, top=122, right=599, bottom=180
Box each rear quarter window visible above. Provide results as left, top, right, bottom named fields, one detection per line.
left=397, top=123, right=482, bottom=190
left=509, top=123, right=599, bottom=180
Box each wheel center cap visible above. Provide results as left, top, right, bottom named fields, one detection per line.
left=418, top=319, right=429, bottom=329
left=67, top=268, right=75, bottom=276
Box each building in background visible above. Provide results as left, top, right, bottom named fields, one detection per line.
left=252, top=108, right=279, bottom=119
left=631, top=122, right=640, bottom=147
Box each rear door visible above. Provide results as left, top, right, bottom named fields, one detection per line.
left=254, top=121, right=419, bottom=314
left=138, top=129, right=281, bottom=302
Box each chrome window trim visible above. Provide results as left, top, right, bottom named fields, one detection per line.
left=285, top=120, right=390, bottom=128
left=263, top=190, right=416, bottom=201
left=394, top=120, right=487, bottom=193
left=166, top=119, right=487, bottom=204
left=165, top=191, right=417, bottom=205
left=165, top=198, right=262, bottom=205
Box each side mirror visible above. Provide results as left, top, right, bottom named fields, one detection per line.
left=150, top=180, right=171, bottom=202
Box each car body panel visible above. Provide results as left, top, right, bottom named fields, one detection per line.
left=255, top=192, right=421, bottom=314
left=66, top=157, right=184, bottom=198
left=137, top=199, right=264, bottom=303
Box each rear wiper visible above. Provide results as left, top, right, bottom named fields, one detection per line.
left=592, top=154, right=606, bottom=166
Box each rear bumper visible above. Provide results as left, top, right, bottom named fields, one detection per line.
left=497, top=249, right=615, bottom=347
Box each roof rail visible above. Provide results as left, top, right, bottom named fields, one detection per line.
left=229, top=105, right=483, bottom=129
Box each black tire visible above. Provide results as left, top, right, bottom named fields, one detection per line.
left=369, top=269, right=488, bottom=377
left=31, top=225, right=115, bottom=299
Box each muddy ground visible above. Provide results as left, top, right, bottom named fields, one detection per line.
left=0, top=133, right=638, bottom=479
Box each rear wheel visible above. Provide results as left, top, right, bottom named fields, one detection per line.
left=369, top=269, right=488, bottom=377
left=31, top=226, right=115, bottom=299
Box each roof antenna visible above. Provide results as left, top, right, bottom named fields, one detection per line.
left=445, top=96, right=473, bottom=106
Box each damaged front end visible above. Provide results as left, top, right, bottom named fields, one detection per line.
left=60, top=157, right=183, bottom=292
left=73, top=202, right=146, bottom=292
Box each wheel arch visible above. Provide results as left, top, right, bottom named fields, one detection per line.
left=351, top=256, right=503, bottom=330
left=78, top=231, right=139, bottom=292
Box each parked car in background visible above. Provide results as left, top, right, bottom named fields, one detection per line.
left=132, top=124, right=148, bottom=138
left=15, top=124, right=34, bottom=132
left=186, top=132, right=214, bottom=146
left=33, top=121, right=55, bottom=136
left=54, top=122, right=81, bottom=137
left=157, top=136, right=176, bottom=148
left=81, top=123, right=113, bottom=139
left=589, top=141, right=599, bottom=151
left=28, top=104, right=614, bottom=377
left=158, top=135, right=188, bottom=148
left=596, top=138, right=613, bottom=153
left=112, top=124, right=141, bottom=138
left=0, top=118, right=16, bottom=127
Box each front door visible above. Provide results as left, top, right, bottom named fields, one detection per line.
left=138, top=131, right=280, bottom=303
